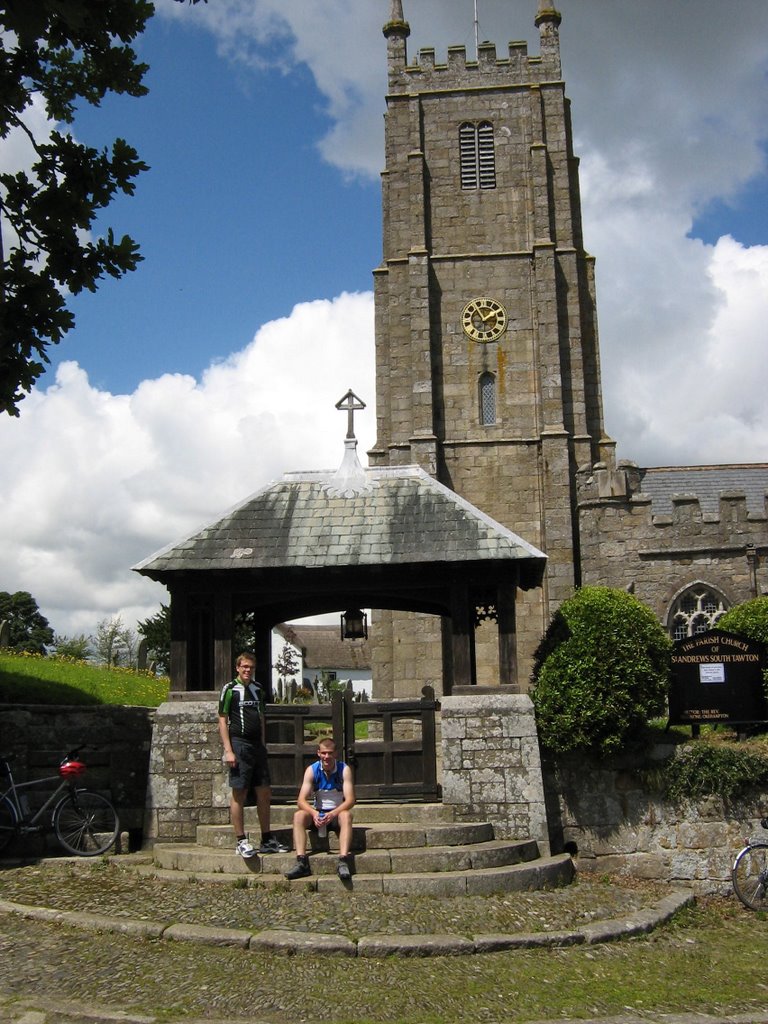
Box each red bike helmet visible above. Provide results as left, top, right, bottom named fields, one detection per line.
left=59, top=759, right=86, bottom=777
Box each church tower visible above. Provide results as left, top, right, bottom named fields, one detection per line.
left=369, top=1, right=614, bottom=694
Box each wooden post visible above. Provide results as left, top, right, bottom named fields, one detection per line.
left=253, top=620, right=273, bottom=702
left=213, top=591, right=233, bottom=693
left=169, top=591, right=187, bottom=692
left=450, top=584, right=475, bottom=691
left=497, top=581, right=519, bottom=690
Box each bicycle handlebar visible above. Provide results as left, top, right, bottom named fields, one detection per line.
left=63, top=742, right=88, bottom=761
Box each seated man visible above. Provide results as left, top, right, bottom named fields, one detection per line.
left=285, top=737, right=355, bottom=881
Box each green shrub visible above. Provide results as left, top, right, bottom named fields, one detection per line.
left=718, top=597, right=768, bottom=697
left=645, top=743, right=768, bottom=801
left=718, top=596, right=768, bottom=648
left=531, top=586, right=672, bottom=758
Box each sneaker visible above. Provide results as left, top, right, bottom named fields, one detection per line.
left=236, top=837, right=256, bottom=859
left=337, top=857, right=352, bottom=881
left=285, top=858, right=311, bottom=880
left=259, top=835, right=290, bottom=854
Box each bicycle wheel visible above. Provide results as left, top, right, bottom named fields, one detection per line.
left=53, top=789, right=119, bottom=856
left=732, top=842, right=768, bottom=910
left=0, top=795, right=18, bottom=854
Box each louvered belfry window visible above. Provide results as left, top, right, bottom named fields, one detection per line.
left=460, top=121, right=496, bottom=190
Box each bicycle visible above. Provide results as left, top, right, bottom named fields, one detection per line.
left=0, top=744, right=120, bottom=857
left=732, top=818, right=768, bottom=910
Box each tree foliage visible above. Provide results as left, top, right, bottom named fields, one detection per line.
left=531, top=586, right=672, bottom=759
left=0, top=0, right=153, bottom=414
left=0, top=589, right=54, bottom=652
left=93, top=614, right=136, bottom=667
left=137, top=603, right=170, bottom=675
left=52, top=632, right=93, bottom=660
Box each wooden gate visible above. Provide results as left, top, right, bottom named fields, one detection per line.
left=265, top=686, right=439, bottom=803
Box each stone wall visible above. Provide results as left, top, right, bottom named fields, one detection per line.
left=441, top=691, right=550, bottom=854
left=578, top=478, right=768, bottom=623
left=543, top=746, right=767, bottom=895
left=16, top=700, right=759, bottom=895
left=0, top=704, right=154, bottom=844
left=144, top=699, right=230, bottom=843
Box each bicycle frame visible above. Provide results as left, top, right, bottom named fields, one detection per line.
left=0, top=763, right=77, bottom=833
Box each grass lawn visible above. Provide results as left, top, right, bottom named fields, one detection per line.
left=0, top=650, right=169, bottom=706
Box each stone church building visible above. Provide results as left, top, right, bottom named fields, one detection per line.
left=367, top=0, right=768, bottom=697
left=136, top=1, right=768, bottom=701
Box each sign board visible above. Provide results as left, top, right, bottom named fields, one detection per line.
left=669, top=629, right=766, bottom=726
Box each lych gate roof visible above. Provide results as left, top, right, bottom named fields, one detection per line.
left=133, top=464, right=546, bottom=588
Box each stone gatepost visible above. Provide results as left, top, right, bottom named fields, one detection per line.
left=144, top=699, right=229, bottom=843
left=441, top=691, right=550, bottom=855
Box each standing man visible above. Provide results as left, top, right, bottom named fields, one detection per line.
left=285, top=737, right=355, bottom=881
left=218, top=651, right=289, bottom=858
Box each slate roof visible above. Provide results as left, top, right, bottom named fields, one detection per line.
left=638, top=465, right=768, bottom=516
left=133, top=464, right=546, bottom=583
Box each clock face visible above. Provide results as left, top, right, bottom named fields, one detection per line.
left=461, top=297, right=507, bottom=343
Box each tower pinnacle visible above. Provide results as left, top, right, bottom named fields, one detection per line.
left=383, top=0, right=410, bottom=40
left=383, top=0, right=410, bottom=80
left=535, top=0, right=562, bottom=76
left=535, top=0, right=562, bottom=27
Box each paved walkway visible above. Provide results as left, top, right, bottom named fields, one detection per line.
left=0, top=860, right=760, bottom=1024
left=0, top=885, right=694, bottom=957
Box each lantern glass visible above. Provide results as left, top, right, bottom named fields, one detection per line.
left=341, top=608, right=367, bottom=640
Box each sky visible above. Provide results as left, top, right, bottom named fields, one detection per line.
left=1, top=0, right=768, bottom=642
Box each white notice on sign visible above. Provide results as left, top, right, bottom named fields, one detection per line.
left=700, top=663, right=725, bottom=684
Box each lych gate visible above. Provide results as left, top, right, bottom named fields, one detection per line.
left=264, top=684, right=440, bottom=803
left=134, top=399, right=546, bottom=799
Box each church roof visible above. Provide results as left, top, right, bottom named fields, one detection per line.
left=133, top=463, right=546, bottom=586
left=638, top=465, right=768, bottom=517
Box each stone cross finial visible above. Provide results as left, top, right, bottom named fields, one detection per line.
left=335, top=389, right=366, bottom=440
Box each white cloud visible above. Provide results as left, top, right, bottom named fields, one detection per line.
left=0, top=293, right=375, bottom=637
left=4, top=1, right=768, bottom=638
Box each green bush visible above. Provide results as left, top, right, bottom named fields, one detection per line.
left=717, top=596, right=768, bottom=648
left=645, top=743, right=768, bottom=801
left=531, top=586, right=672, bottom=758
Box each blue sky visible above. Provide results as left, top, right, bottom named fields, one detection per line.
left=2, top=0, right=768, bottom=639
left=59, top=13, right=381, bottom=393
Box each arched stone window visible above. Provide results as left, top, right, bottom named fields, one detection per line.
left=479, top=371, right=496, bottom=425
left=667, top=584, right=729, bottom=640
left=459, top=121, right=496, bottom=190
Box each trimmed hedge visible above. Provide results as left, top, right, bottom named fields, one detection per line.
left=531, top=586, right=672, bottom=758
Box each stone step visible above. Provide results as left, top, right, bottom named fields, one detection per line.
left=195, top=819, right=494, bottom=851
left=121, top=851, right=574, bottom=896
left=263, top=802, right=456, bottom=826
left=152, top=837, right=540, bottom=877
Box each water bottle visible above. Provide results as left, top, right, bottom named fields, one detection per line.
left=19, top=794, right=31, bottom=819
left=315, top=793, right=327, bottom=838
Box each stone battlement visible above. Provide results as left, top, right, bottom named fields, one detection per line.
left=577, top=462, right=768, bottom=620
left=577, top=461, right=768, bottom=527
left=389, top=41, right=560, bottom=92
